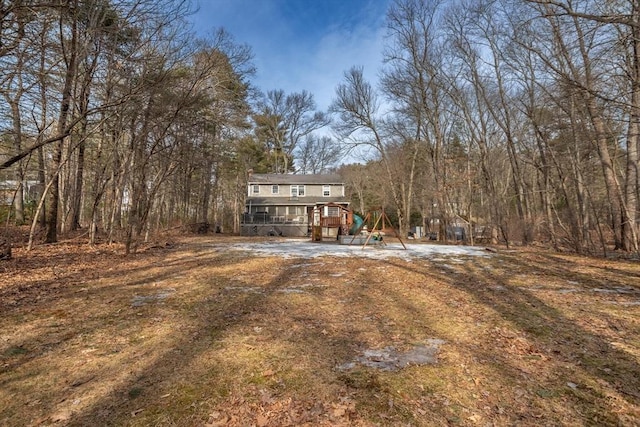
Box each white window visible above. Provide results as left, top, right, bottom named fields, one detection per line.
left=327, top=206, right=340, bottom=217
left=323, top=185, right=331, bottom=197
left=251, top=184, right=259, bottom=194
left=271, top=184, right=279, bottom=194
left=290, top=185, right=305, bottom=197
left=288, top=206, right=305, bottom=215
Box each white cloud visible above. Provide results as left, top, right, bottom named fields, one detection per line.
left=300, top=23, right=387, bottom=111
left=189, top=0, right=390, bottom=112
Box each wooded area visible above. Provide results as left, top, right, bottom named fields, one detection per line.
left=1, top=0, right=639, bottom=256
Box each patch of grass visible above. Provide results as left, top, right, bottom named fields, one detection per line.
left=3, top=346, right=28, bottom=356
left=1, top=237, right=639, bottom=426
left=339, top=369, right=383, bottom=391
left=523, top=323, right=553, bottom=337
left=128, top=387, right=144, bottom=399
left=535, top=388, right=557, bottom=398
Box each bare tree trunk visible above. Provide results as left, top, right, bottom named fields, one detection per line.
left=589, top=102, right=624, bottom=250
left=622, top=2, right=640, bottom=252
left=35, top=20, right=50, bottom=230
left=200, top=157, right=213, bottom=225
left=480, top=23, right=534, bottom=245
left=234, top=171, right=245, bottom=234
left=1, top=10, right=27, bottom=225
left=125, top=115, right=149, bottom=255
left=534, top=132, right=557, bottom=249
left=60, top=134, right=74, bottom=234
left=88, top=133, right=108, bottom=245
left=45, top=143, right=63, bottom=243
left=539, top=2, right=625, bottom=249
left=8, top=98, right=25, bottom=224
left=68, top=48, right=98, bottom=233
left=71, top=130, right=86, bottom=230
left=28, top=157, right=68, bottom=250
left=37, top=146, right=46, bottom=228
left=46, top=3, right=78, bottom=243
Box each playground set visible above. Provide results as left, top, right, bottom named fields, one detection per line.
left=310, top=204, right=406, bottom=249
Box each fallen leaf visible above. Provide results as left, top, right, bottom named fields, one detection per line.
left=468, top=413, right=482, bottom=423
left=256, top=413, right=269, bottom=426
left=50, top=410, right=71, bottom=423
left=71, top=375, right=95, bottom=387
left=332, top=406, right=346, bottom=417
left=205, top=412, right=230, bottom=426
left=262, top=369, right=275, bottom=377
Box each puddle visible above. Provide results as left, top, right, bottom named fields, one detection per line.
left=277, top=283, right=329, bottom=294
left=535, top=286, right=636, bottom=296
left=278, top=288, right=305, bottom=294
left=131, top=289, right=176, bottom=307
left=592, top=287, right=635, bottom=294
left=609, top=300, right=640, bottom=306
left=223, top=286, right=264, bottom=294
left=224, top=283, right=329, bottom=295
left=337, top=339, right=445, bottom=372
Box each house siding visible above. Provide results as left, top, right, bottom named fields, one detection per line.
left=247, top=184, right=344, bottom=198
left=242, top=174, right=349, bottom=237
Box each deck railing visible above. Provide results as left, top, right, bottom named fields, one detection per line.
left=320, top=216, right=343, bottom=227
left=242, top=213, right=308, bottom=225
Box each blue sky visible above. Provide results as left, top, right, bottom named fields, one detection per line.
left=188, top=0, right=391, bottom=112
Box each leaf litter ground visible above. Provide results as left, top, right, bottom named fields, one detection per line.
left=1, top=236, right=639, bottom=426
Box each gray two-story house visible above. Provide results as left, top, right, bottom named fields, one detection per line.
left=241, top=173, right=350, bottom=237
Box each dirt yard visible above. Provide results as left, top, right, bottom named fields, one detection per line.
left=1, top=236, right=639, bottom=426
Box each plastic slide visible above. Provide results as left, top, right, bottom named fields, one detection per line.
left=349, top=214, right=364, bottom=235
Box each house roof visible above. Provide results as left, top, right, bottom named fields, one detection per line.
left=248, top=173, right=344, bottom=185
left=246, top=196, right=350, bottom=206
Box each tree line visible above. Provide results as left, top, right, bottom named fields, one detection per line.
left=334, top=0, right=640, bottom=255
left=1, top=0, right=639, bottom=256
left=0, top=0, right=336, bottom=254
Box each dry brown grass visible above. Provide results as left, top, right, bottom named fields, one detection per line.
left=1, top=235, right=639, bottom=426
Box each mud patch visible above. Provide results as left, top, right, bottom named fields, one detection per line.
left=224, top=286, right=264, bottom=294
left=277, top=283, right=328, bottom=294
left=337, top=339, right=445, bottom=372
left=131, top=289, right=175, bottom=307
left=592, top=287, right=636, bottom=294
left=609, top=300, right=640, bottom=306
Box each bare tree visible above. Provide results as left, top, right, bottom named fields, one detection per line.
left=381, top=0, right=455, bottom=239
left=517, top=0, right=628, bottom=250
left=254, top=89, right=329, bottom=174
left=332, top=66, right=417, bottom=235
left=296, top=135, right=342, bottom=174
